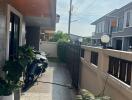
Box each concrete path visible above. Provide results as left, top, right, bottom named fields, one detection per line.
left=21, top=61, right=75, bottom=100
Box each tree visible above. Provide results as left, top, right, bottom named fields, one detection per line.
left=49, top=31, right=70, bottom=42
left=82, top=37, right=91, bottom=45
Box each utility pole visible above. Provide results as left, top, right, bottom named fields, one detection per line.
left=68, top=0, right=72, bottom=35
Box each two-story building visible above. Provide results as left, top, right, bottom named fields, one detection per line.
left=0, top=0, right=57, bottom=77
left=91, top=2, right=132, bottom=51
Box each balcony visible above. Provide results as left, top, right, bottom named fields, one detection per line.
left=38, top=41, right=132, bottom=100
left=92, top=32, right=104, bottom=40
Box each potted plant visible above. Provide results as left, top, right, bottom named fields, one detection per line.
left=0, top=59, right=24, bottom=100
left=0, top=78, right=17, bottom=100
left=0, top=45, right=35, bottom=100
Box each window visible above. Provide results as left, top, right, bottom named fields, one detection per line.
left=126, top=11, right=130, bottom=27
left=124, top=10, right=132, bottom=28
left=111, top=19, right=117, bottom=32
left=96, top=21, right=105, bottom=33
left=117, top=16, right=123, bottom=31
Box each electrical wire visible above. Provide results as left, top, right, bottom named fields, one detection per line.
left=73, top=0, right=97, bottom=15
left=37, top=81, right=73, bottom=89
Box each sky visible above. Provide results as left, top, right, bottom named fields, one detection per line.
left=56, top=0, right=132, bottom=37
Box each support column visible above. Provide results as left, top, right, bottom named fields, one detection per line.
left=26, top=26, right=40, bottom=50
left=122, top=37, right=129, bottom=51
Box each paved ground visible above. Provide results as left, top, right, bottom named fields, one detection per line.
left=20, top=61, right=75, bottom=100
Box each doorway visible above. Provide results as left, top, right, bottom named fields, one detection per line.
left=116, top=39, right=122, bottom=50
left=9, top=12, right=20, bottom=60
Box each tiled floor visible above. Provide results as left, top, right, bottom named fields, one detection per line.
left=21, top=61, right=75, bottom=100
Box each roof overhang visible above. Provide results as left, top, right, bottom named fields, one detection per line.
left=8, top=0, right=57, bottom=30
left=91, top=16, right=107, bottom=25
left=91, top=9, right=119, bottom=25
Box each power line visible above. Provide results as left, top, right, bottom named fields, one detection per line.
left=73, top=0, right=97, bottom=15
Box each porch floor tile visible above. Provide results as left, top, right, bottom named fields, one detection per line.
left=20, top=61, right=75, bottom=100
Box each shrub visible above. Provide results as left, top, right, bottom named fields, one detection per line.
left=57, top=40, right=69, bottom=62
left=76, top=89, right=111, bottom=100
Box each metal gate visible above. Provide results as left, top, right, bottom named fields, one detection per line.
left=58, top=43, right=81, bottom=89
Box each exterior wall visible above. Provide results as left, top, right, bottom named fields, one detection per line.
left=26, top=26, right=40, bottom=50
left=0, top=1, right=26, bottom=76
left=105, top=17, right=111, bottom=34
left=6, top=4, right=25, bottom=59
left=39, top=42, right=57, bottom=58
left=0, top=0, right=7, bottom=72
left=80, top=46, right=132, bottom=100
left=112, top=27, right=132, bottom=37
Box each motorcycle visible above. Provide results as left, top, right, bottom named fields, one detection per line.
left=23, top=50, right=48, bottom=90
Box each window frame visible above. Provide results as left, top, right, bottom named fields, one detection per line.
left=117, top=16, right=124, bottom=32
left=111, top=19, right=118, bottom=33
left=96, top=21, right=105, bottom=33
left=124, top=10, right=132, bottom=28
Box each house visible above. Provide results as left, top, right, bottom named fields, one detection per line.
left=70, top=34, right=83, bottom=44
left=40, top=14, right=60, bottom=41
left=91, top=2, right=132, bottom=51
left=0, top=0, right=57, bottom=75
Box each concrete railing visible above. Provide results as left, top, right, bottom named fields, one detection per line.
left=80, top=45, right=132, bottom=100
left=39, top=42, right=58, bottom=58
left=39, top=42, right=132, bottom=100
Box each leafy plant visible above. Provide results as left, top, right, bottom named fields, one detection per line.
left=76, top=89, right=111, bottom=100
left=18, top=45, right=35, bottom=72
left=82, top=37, right=91, bottom=45
left=49, top=31, right=70, bottom=42
left=0, top=45, right=35, bottom=96
left=0, top=78, right=18, bottom=96
left=3, top=59, right=23, bottom=84
left=57, top=41, right=69, bottom=62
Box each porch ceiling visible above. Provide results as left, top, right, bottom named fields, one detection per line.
left=9, top=0, right=56, bottom=30
left=9, top=0, right=50, bottom=17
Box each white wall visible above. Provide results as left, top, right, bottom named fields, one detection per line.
left=39, top=42, right=58, bottom=58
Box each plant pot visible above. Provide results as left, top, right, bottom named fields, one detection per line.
left=14, top=89, right=21, bottom=100
left=0, top=93, right=14, bottom=100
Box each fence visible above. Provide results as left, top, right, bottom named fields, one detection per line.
left=57, top=42, right=81, bottom=89
left=80, top=46, right=132, bottom=100
left=39, top=42, right=57, bottom=58
left=41, top=42, right=132, bottom=100
left=108, top=56, right=132, bottom=85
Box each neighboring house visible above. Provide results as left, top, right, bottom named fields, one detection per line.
left=91, top=2, right=132, bottom=51
left=70, top=34, right=83, bottom=43
left=40, top=14, right=60, bottom=41
left=0, top=0, right=57, bottom=75
left=40, top=30, right=55, bottom=41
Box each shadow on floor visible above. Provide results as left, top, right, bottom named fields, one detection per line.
left=49, top=61, right=75, bottom=100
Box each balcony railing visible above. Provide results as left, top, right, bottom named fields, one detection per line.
left=108, top=56, right=131, bottom=85
left=40, top=42, right=132, bottom=100
left=80, top=45, right=132, bottom=100
left=90, top=51, right=98, bottom=66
